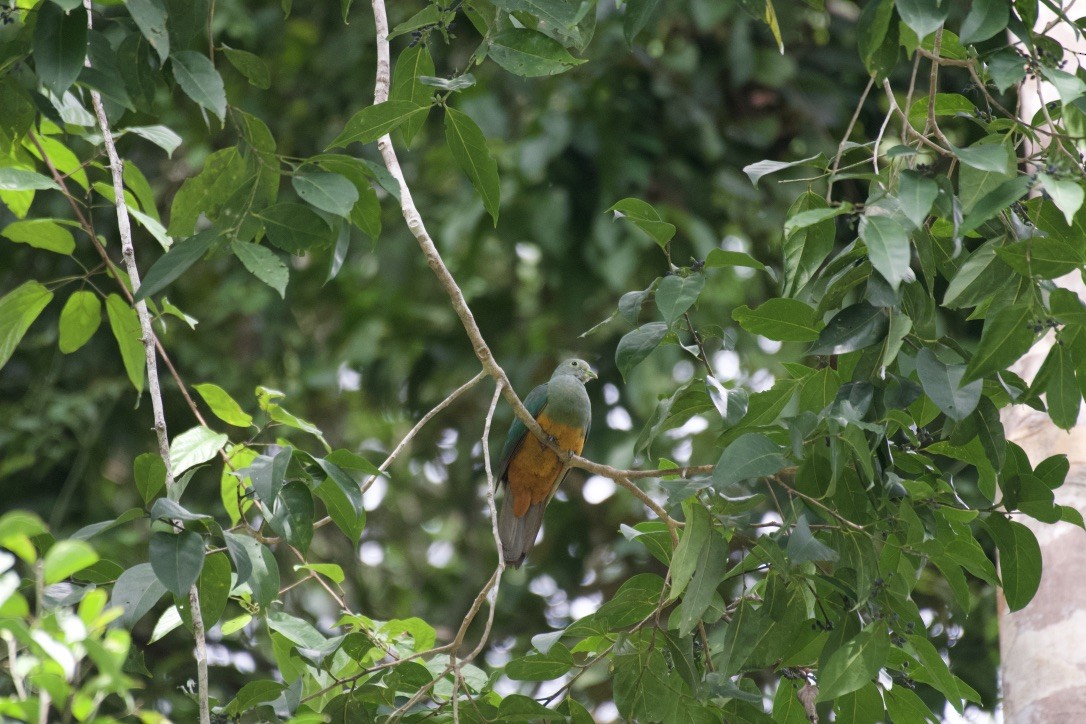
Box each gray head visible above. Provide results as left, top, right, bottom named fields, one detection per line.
left=551, top=358, right=598, bottom=384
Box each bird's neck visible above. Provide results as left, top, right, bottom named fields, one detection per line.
left=545, top=376, right=590, bottom=426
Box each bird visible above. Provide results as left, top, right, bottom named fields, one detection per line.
left=497, top=359, right=596, bottom=568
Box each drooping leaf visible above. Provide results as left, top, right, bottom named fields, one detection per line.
left=149, top=530, right=206, bottom=598
left=134, top=453, right=167, bottom=505
left=232, top=241, right=289, bottom=297
left=170, top=50, right=227, bottom=121
left=33, top=3, right=88, bottom=96
left=134, top=229, right=220, bottom=302
left=916, top=348, right=982, bottom=421
left=444, top=107, right=501, bottom=225
left=126, top=0, right=170, bottom=63
left=389, top=45, right=435, bottom=145
left=193, top=383, right=254, bottom=427
left=959, top=0, right=1009, bottom=44
left=104, top=294, right=145, bottom=394
left=0, top=280, right=54, bottom=372
left=985, top=514, right=1041, bottom=611
left=817, top=623, right=890, bottom=701
left=222, top=45, right=270, bottom=89
left=616, top=322, right=668, bottom=381
left=608, top=198, right=676, bottom=249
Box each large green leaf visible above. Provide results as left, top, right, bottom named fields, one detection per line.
left=916, top=348, right=982, bottom=421
left=861, top=216, right=910, bottom=291
left=896, top=0, right=948, bottom=39
left=711, top=433, right=787, bottom=489
left=193, top=383, right=254, bottom=427
left=171, top=51, right=227, bottom=121
left=43, top=540, right=99, bottom=584
left=817, top=622, right=890, bottom=701
left=667, top=500, right=710, bottom=602
left=0, top=280, right=54, bottom=372
left=292, top=171, right=359, bottom=219
left=959, top=0, right=1009, bottom=44
left=259, top=203, right=334, bottom=253
left=149, top=530, right=206, bottom=598
left=169, top=425, right=228, bottom=475
left=985, top=514, right=1041, bottom=612
left=608, top=198, right=676, bottom=249
left=126, top=0, right=170, bottom=63
left=328, top=101, right=428, bottom=148
left=2, top=219, right=76, bottom=255
left=111, top=562, right=168, bottom=628
left=963, top=304, right=1035, bottom=382
left=58, top=290, right=102, bottom=353
left=487, top=29, right=586, bottom=77
left=444, top=107, right=501, bottom=225
left=222, top=46, right=269, bottom=88
left=505, top=643, right=574, bottom=681
left=32, top=3, right=88, bottom=96
left=615, top=322, right=668, bottom=381
left=809, top=303, right=888, bottom=355
left=389, top=45, right=435, bottom=145
left=133, top=229, right=220, bottom=302
left=268, top=481, right=315, bottom=554
left=655, top=273, right=703, bottom=326
left=733, top=298, right=821, bottom=342
left=231, top=241, right=288, bottom=298
left=104, top=294, right=145, bottom=394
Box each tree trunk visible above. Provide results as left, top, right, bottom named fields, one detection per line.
left=1000, top=8, right=1086, bottom=719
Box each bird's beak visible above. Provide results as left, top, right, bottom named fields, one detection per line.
left=587, top=367, right=598, bottom=381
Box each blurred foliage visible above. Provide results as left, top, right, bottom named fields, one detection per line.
left=2, top=0, right=1084, bottom=720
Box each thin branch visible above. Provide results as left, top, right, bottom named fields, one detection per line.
left=826, top=75, right=875, bottom=202
left=360, top=369, right=487, bottom=495
left=83, top=3, right=207, bottom=721
left=924, top=29, right=955, bottom=150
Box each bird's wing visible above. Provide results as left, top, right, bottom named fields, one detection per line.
left=496, top=381, right=549, bottom=483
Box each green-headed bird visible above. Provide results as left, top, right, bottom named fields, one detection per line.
left=497, top=359, right=597, bottom=567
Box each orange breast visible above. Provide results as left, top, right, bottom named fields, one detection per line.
left=506, top=413, right=587, bottom=518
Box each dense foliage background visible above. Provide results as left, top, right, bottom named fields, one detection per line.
left=2, top=0, right=1085, bottom=720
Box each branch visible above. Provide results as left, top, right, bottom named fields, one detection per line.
left=83, top=3, right=208, bottom=721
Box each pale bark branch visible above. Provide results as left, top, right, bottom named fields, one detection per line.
left=83, top=3, right=208, bottom=721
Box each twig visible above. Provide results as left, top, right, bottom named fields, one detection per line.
left=924, top=29, right=955, bottom=150
left=360, top=370, right=487, bottom=495
left=881, top=79, right=952, bottom=155
left=83, top=3, right=208, bottom=721
left=826, top=76, right=874, bottom=202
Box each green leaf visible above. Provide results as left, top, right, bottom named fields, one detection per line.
left=898, top=171, right=939, bottom=228
left=608, top=197, right=676, bottom=249
left=314, top=460, right=367, bottom=543
left=0, top=168, right=61, bottom=191
left=704, top=248, right=766, bottom=270
left=111, top=563, right=167, bottom=628
left=786, top=516, right=839, bottom=565
left=668, top=500, right=710, bottom=602
left=269, top=482, right=315, bottom=554
left=488, top=29, right=586, bottom=77
left=916, top=348, right=982, bottom=421
left=963, top=304, right=1035, bottom=382
left=960, top=175, right=1032, bottom=235
left=655, top=273, right=704, bottom=326
left=104, top=294, right=145, bottom=394
left=676, top=530, right=728, bottom=637
left=126, top=0, right=170, bottom=63
left=988, top=49, right=1026, bottom=93
left=193, top=383, right=254, bottom=427
left=134, top=453, right=167, bottom=505
left=222, top=46, right=270, bottom=89
left=856, top=0, right=897, bottom=77
left=149, top=530, right=205, bottom=598
left=169, top=425, right=228, bottom=475
left=1045, top=345, right=1080, bottom=431
left=783, top=204, right=852, bottom=236
left=809, top=303, right=888, bottom=355
left=390, top=45, right=435, bottom=145
left=178, top=551, right=231, bottom=630
left=1053, top=288, right=1086, bottom=326
left=126, top=125, right=183, bottom=158
left=896, top=0, right=948, bottom=39
left=223, top=680, right=285, bottom=717
left=959, top=0, right=1009, bottom=44
left=861, top=216, right=910, bottom=291
left=444, top=107, right=501, bottom=225
left=231, top=241, right=288, bottom=298
left=743, top=153, right=824, bottom=186
left=623, top=0, right=661, bottom=44
left=505, top=643, right=575, bottom=681
left=133, top=229, right=220, bottom=302
left=170, top=50, right=227, bottom=121
left=258, top=203, right=334, bottom=254
left=733, top=298, right=821, bottom=342
left=783, top=191, right=836, bottom=294
left=43, top=540, right=99, bottom=585
left=943, top=242, right=1002, bottom=307
left=950, top=141, right=1013, bottom=173
left=985, top=514, right=1041, bottom=611
left=817, top=622, right=890, bottom=701
left=32, top=3, right=88, bottom=96
left=491, top=0, right=581, bottom=28
left=56, top=290, right=101, bottom=354
left=292, top=171, right=359, bottom=218
left=712, top=433, right=787, bottom=488
left=616, top=322, right=668, bottom=381
left=1037, top=173, right=1084, bottom=225
left=2, top=219, right=75, bottom=255
left=328, top=101, right=429, bottom=148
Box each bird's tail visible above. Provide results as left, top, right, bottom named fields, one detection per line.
left=498, top=490, right=547, bottom=568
